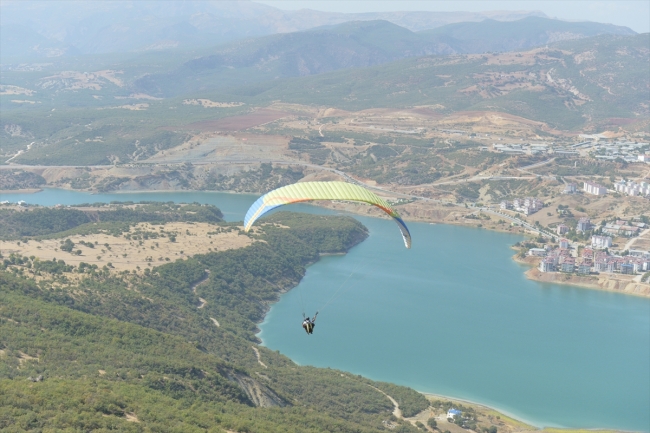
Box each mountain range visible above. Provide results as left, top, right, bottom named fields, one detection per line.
left=133, top=17, right=636, bottom=97
left=213, top=33, right=649, bottom=130
left=0, top=0, right=567, bottom=58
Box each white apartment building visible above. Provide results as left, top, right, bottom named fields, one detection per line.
left=583, top=181, right=607, bottom=196
left=557, top=224, right=569, bottom=235
left=576, top=218, right=591, bottom=232
left=563, top=183, right=577, bottom=194
left=614, top=180, right=650, bottom=197
left=591, top=235, right=613, bottom=249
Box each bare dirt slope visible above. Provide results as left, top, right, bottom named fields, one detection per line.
left=187, top=108, right=291, bottom=132
left=0, top=222, right=253, bottom=273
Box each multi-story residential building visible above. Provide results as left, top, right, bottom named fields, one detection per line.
left=603, top=223, right=640, bottom=237
left=540, top=257, right=556, bottom=272
left=561, top=258, right=575, bottom=273
left=525, top=197, right=543, bottom=214
left=584, top=181, right=607, bottom=196
left=576, top=217, right=591, bottom=232
left=577, top=263, right=591, bottom=275
left=563, top=183, right=577, bottom=194
left=632, top=261, right=644, bottom=273
left=559, top=238, right=569, bottom=249
left=523, top=197, right=539, bottom=208
left=582, top=248, right=594, bottom=259
left=528, top=248, right=547, bottom=257
left=556, top=224, right=569, bottom=235
left=620, top=263, right=634, bottom=274
left=594, top=252, right=609, bottom=272
left=594, top=260, right=608, bottom=272
left=613, top=180, right=650, bottom=197
left=592, top=235, right=612, bottom=249
left=506, top=197, right=543, bottom=215
left=641, top=257, right=650, bottom=272
left=606, top=261, right=618, bottom=273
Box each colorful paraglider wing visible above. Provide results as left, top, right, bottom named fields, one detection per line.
left=244, top=181, right=411, bottom=248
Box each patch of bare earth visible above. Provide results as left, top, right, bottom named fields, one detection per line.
left=114, top=93, right=162, bottom=100
left=0, top=222, right=254, bottom=274
left=144, top=133, right=293, bottom=164
left=186, top=108, right=291, bottom=132
left=38, top=70, right=124, bottom=90
left=182, top=99, right=245, bottom=108
left=125, top=413, right=140, bottom=423
left=252, top=346, right=267, bottom=369
left=260, top=103, right=566, bottom=142
left=0, top=85, right=36, bottom=96
left=99, top=103, right=149, bottom=111
left=18, top=351, right=39, bottom=364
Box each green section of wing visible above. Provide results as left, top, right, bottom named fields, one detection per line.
left=263, top=182, right=394, bottom=213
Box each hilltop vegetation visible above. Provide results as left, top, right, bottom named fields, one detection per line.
left=0, top=206, right=430, bottom=432
left=0, top=202, right=224, bottom=240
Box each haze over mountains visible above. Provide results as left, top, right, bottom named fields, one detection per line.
left=134, top=17, right=635, bottom=97
left=0, top=1, right=646, bottom=143
left=0, top=0, right=627, bottom=59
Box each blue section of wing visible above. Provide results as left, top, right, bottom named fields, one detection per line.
left=244, top=196, right=284, bottom=230
left=244, top=196, right=265, bottom=229
left=393, top=216, right=412, bottom=249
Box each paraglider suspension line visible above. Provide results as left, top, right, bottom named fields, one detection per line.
left=300, top=289, right=306, bottom=316
left=319, top=256, right=378, bottom=312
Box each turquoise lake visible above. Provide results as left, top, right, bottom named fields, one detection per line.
left=4, top=189, right=649, bottom=431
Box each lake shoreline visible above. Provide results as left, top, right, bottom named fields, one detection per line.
left=0, top=188, right=43, bottom=194
left=3, top=186, right=648, bottom=298
left=5, top=186, right=648, bottom=431
left=513, top=254, right=650, bottom=298
left=420, top=387, right=646, bottom=433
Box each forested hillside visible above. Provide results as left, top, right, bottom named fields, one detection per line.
left=0, top=206, right=428, bottom=432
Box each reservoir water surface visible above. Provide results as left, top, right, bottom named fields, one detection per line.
left=5, top=189, right=649, bottom=431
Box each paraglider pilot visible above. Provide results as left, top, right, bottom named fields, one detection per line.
left=302, top=312, right=318, bottom=335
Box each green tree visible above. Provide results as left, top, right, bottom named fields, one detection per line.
left=60, top=239, right=75, bottom=252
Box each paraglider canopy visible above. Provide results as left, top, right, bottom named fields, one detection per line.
left=244, top=181, right=411, bottom=248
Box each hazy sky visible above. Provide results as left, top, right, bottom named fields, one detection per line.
left=255, top=0, right=650, bottom=33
